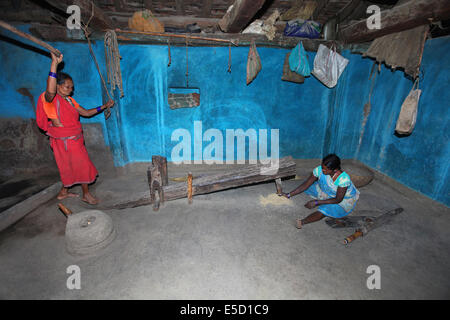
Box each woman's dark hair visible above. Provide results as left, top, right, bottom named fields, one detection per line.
left=57, top=72, right=72, bottom=85
left=322, top=154, right=341, bottom=170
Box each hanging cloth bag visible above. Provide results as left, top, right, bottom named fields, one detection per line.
left=311, top=44, right=349, bottom=88
left=288, top=41, right=311, bottom=77
left=246, top=40, right=262, bottom=85
left=395, top=79, right=421, bottom=135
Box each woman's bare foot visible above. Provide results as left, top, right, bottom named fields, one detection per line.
left=57, top=190, right=79, bottom=200
left=82, top=192, right=99, bottom=205
left=296, top=219, right=303, bottom=229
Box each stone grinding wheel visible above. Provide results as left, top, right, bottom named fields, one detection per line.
left=65, top=210, right=116, bottom=256
left=342, top=160, right=374, bottom=188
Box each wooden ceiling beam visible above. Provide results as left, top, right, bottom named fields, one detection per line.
left=218, top=0, right=267, bottom=33
left=113, top=0, right=125, bottom=12
left=144, top=0, right=154, bottom=11
left=0, top=9, right=55, bottom=24
left=338, top=0, right=450, bottom=43
left=42, top=0, right=114, bottom=30
left=175, top=0, right=184, bottom=16
left=202, top=0, right=213, bottom=18
left=28, top=22, right=341, bottom=51
left=114, top=32, right=341, bottom=51
left=335, top=0, right=361, bottom=24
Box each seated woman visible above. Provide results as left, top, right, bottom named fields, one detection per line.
left=280, top=154, right=359, bottom=229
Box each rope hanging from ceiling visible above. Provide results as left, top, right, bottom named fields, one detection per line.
left=104, top=29, right=124, bottom=99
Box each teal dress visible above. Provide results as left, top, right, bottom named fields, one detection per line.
left=304, top=166, right=360, bottom=218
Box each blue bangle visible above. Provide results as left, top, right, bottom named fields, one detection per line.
left=48, top=71, right=57, bottom=79
left=315, top=200, right=318, bottom=206
left=96, top=106, right=102, bottom=112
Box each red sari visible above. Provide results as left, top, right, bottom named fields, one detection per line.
left=36, top=93, right=98, bottom=187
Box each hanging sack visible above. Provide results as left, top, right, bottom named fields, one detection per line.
left=395, top=79, right=421, bottom=135
left=246, top=41, right=262, bottom=85
left=288, top=41, right=311, bottom=76
left=283, top=19, right=321, bottom=39
left=282, top=52, right=304, bottom=83
left=311, top=44, right=349, bottom=88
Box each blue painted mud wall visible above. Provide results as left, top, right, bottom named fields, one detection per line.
left=0, top=25, right=106, bottom=134
left=0, top=26, right=331, bottom=166
left=0, top=25, right=448, bottom=205
left=117, top=45, right=329, bottom=164
left=326, top=36, right=450, bottom=206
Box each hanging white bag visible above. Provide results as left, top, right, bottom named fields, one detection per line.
left=311, top=44, right=349, bottom=88
left=395, top=79, right=421, bottom=135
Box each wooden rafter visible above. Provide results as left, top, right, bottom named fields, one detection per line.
left=335, top=0, right=361, bottom=24
left=202, top=0, right=213, bottom=18
left=218, top=0, right=267, bottom=33
left=113, top=0, right=124, bottom=12
left=144, top=0, right=153, bottom=11
left=175, top=0, right=184, bottom=15
left=43, top=0, right=114, bottom=30
left=338, top=0, right=450, bottom=43
left=28, top=22, right=342, bottom=51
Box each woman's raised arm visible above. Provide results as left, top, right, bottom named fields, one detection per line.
left=45, top=51, right=62, bottom=103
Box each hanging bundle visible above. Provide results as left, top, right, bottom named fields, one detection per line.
left=167, top=39, right=171, bottom=67
left=288, top=41, right=310, bottom=77
left=311, top=43, right=349, bottom=88
left=128, top=9, right=164, bottom=33
left=104, top=30, right=124, bottom=98
left=246, top=40, right=262, bottom=85
left=395, top=78, right=421, bottom=135
left=282, top=52, right=304, bottom=83
left=228, top=43, right=232, bottom=73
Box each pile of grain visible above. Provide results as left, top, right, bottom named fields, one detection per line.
left=259, top=193, right=294, bottom=207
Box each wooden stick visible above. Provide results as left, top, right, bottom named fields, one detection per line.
left=343, top=230, right=363, bottom=245
left=275, top=178, right=282, bottom=194
left=58, top=203, right=73, bottom=218
left=187, top=172, right=193, bottom=204
left=115, top=28, right=239, bottom=46
left=0, top=20, right=61, bottom=57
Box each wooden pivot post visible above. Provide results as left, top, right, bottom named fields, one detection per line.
left=147, top=156, right=168, bottom=211
left=152, top=155, right=168, bottom=186
left=275, top=178, right=282, bottom=194
left=148, top=164, right=163, bottom=211
left=187, top=172, right=193, bottom=204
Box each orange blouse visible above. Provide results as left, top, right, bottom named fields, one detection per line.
left=40, top=92, right=80, bottom=119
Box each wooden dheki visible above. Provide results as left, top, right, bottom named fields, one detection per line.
left=112, top=156, right=297, bottom=211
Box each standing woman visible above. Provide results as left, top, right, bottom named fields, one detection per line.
left=36, top=51, right=114, bottom=204
left=280, top=154, right=360, bottom=228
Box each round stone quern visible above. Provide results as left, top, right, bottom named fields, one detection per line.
left=65, top=210, right=116, bottom=256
